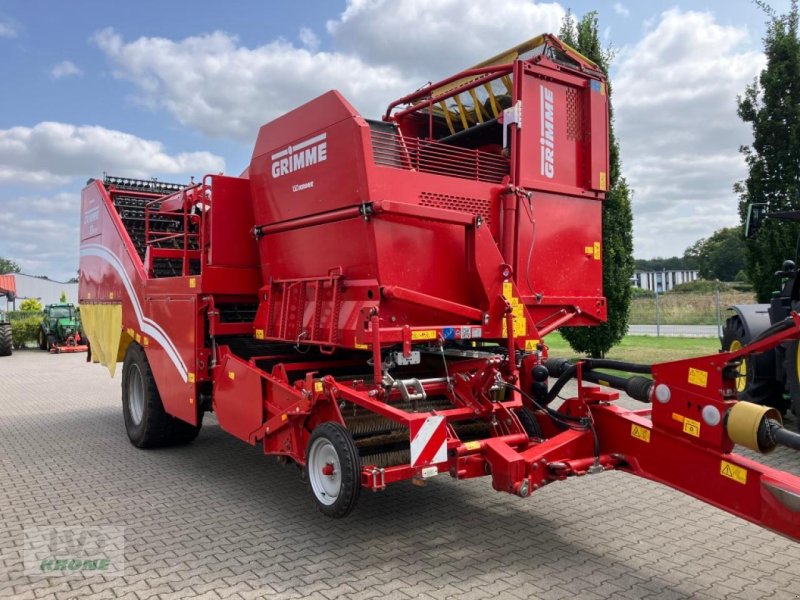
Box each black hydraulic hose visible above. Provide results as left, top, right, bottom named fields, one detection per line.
left=580, top=370, right=653, bottom=403
left=543, top=358, right=652, bottom=405
left=582, top=359, right=652, bottom=375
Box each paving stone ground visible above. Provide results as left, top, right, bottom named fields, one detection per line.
left=1, top=350, right=799, bottom=600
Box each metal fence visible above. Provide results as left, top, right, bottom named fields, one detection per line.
left=627, top=290, right=756, bottom=338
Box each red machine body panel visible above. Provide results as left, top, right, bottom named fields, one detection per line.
left=77, top=34, right=800, bottom=541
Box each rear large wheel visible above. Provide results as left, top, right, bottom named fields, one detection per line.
left=0, top=323, right=11, bottom=356
left=721, top=315, right=786, bottom=412
left=121, top=344, right=201, bottom=448
left=305, top=422, right=361, bottom=518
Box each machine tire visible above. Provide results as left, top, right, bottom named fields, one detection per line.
left=38, top=328, right=47, bottom=350
left=516, top=407, right=542, bottom=438
left=786, top=341, right=800, bottom=430
left=721, top=315, right=786, bottom=412
left=121, top=343, right=201, bottom=448
left=0, top=323, right=12, bottom=356
left=305, top=422, right=361, bottom=518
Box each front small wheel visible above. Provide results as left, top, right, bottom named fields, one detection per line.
left=305, top=422, right=361, bottom=518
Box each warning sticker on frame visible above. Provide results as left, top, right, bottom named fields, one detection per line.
left=720, top=460, right=747, bottom=485
left=630, top=424, right=651, bottom=443
left=687, top=367, right=708, bottom=388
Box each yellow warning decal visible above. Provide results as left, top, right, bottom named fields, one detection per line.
left=688, top=367, right=708, bottom=388
left=524, top=339, right=540, bottom=352
left=142, top=336, right=149, bottom=347
left=683, top=417, right=701, bottom=437
left=503, top=281, right=513, bottom=300
left=189, top=277, right=197, bottom=289
left=354, top=342, right=369, bottom=350
left=187, top=372, right=195, bottom=383
left=464, top=441, right=481, bottom=451
left=502, top=306, right=527, bottom=337
left=254, top=328, right=265, bottom=340
left=631, top=424, right=651, bottom=443
left=228, top=371, right=235, bottom=380
left=314, top=381, right=324, bottom=393
left=584, top=245, right=594, bottom=256
left=411, top=330, right=437, bottom=341
left=135, top=333, right=141, bottom=344
left=672, top=412, right=684, bottom=423
left=593, top=241, right=601, bottom=260
left=720, top=460, right=747, bottom=485
left=281, top=414, right=288, bottom=422
left=599, top=171, right=607, bottom=190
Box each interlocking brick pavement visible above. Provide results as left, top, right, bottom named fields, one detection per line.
left=1, top=350, right=799, bottom=599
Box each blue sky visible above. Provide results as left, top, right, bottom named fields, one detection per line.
left=0, top=1, right=790, bottom=279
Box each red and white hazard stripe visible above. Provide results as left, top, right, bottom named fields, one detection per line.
left=409, top=416, right=448, bottom=467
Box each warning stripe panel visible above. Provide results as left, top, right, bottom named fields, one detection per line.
left=410, top=416, right=448, bottom=467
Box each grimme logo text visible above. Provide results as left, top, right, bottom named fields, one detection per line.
left=271, top=133, right=327, bottom=178
left=540, top=85, right=555, bottom=179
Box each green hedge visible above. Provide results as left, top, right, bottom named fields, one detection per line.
left=6, top=310, right=44, bottom=322
left=11, top=316, right=41, bottom=349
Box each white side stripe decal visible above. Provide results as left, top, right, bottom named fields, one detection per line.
left=80, top=244, right=188, bottom=382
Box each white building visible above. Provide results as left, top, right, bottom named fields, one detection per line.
left=632, top=269, right=699, bottom=293
left=2, top=273, right=79, bottom=309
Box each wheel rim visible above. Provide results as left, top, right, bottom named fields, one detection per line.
left=308, top=437, right=341, bottom=506
left=127, top=364, right=145, bottom=426
left=729, top=340, right=747, bottom=393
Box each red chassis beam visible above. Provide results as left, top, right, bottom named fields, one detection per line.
left=347, top=316, right=800, bottom=542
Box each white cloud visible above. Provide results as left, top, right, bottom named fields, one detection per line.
left=0, top=193, right=82, bottom=280
left=326, top=0, right=565, bottom=76
left=0, top=121, right=225, bottom=186
left=93, top=1, right=565, bottom=142
left=51, top=60, right=82, bottom=79
left=613, top=3, right=630, bottom=17
left=93, top=27, right=410, bottom=142
left=613, top=9, right=764, bottom=257
left=0, top=19, right=19, bottom=38
left=298, top=27, right=320, bottom=51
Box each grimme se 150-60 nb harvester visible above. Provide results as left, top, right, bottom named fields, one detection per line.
left=79, top=35, right=800, bottom=537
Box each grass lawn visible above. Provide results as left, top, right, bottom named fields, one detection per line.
left=544, top=332, right=720, bottom=365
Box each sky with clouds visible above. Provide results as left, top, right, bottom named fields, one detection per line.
left=0, top=0, right=788, bottom=280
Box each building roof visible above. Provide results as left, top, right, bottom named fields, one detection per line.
left=0, top=274, right=16, bottom=296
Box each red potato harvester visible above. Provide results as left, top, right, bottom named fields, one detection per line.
left=78, top=35, right=800, bottom=539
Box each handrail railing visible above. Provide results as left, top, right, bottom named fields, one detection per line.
left=144, top=182, right=210, bottom=278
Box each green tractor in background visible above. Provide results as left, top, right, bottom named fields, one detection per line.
left=721, top=204, right=800, bottom=427
left=38, top=303, right=88, bottom=353
left=0, top=309, right=11, bottom=357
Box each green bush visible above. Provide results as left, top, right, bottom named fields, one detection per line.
left=668, top=280, right=732, bottom=294
left=630, top=286, right=655, bottom=299
left=11, top=316, right=41, bottom=349
left=6, top=310, right=43, bottom=322
left=19, top=298, right=43, bottom=312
